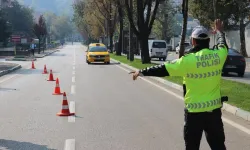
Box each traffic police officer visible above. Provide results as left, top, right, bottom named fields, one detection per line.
left=130, top=19, right=228, bottom=150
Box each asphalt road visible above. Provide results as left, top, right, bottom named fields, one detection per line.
left=132, top=52, right=250, bottom=84
left=0, top=43, right=250, bottom=150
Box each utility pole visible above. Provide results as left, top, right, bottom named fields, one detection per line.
left=128, top=0, right=134, bottom=61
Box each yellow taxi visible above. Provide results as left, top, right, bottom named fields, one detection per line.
left=86, top=43, right=110, bottom=64
left=88, top=43, right=105, bottom=48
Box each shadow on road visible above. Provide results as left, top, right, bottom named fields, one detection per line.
left=49, top=53, right=66, bottom=57
left=89, top=62, right=120, bottom=65
left=14, top=69, right=45, bottom=75
left=0, top=139, right=56, bottom=150
left=222, top=72, right=250, bottom=80
left=0, top=88, right=18, bottom=91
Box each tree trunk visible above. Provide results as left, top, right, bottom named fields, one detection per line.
left=179, top=0, right=188, bottom=58
left=140, top=34, right=150, bottom=64
left=116, top=5, right=123, bottom=56
left=239, top=18, right=248, bottom=57
left=110, top=34, right=113, bottom=53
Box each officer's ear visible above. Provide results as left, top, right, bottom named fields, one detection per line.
left=191, top=38, right=196, bottom=46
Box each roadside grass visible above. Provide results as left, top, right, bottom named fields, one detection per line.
left=111, top=53, right=250, bottom=112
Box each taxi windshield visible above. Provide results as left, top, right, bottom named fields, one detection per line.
left=89, top=46, right=108, bottom=52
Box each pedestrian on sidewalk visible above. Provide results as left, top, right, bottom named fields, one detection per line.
left=30, top=41, right=35, bottom=56
left=130, top=19, right=228, bottom=150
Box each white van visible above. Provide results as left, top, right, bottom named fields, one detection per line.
left=148, top=40, right=168, bottom=61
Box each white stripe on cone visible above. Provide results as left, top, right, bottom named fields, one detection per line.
left=62, top=105, right=69, bottom=109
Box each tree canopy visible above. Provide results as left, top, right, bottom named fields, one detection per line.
left=3, top=0, right=34, bottom=35
left=44, top=12, right=73, bottom=41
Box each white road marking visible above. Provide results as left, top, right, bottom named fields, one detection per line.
left=71, top=85, right=76, bottom=94
left=74, top=49, right=76, bottom=62
left=68, top=101, right=76, bottom=123
left=72, top=76, right=75, bottom=83
left=64, top=139, right=75, bottom=150
left=115, top=64, right=250, bottom=135
left=72, top=71, right=75, bottom=75
left=73, top=66, right=75, bottom=70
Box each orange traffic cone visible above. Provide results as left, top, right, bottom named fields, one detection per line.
left=47, top=70, right=55, bottom=81
left=53, top=78, right=63, bottom=95
left=31, top=61, right=35, bottom=69
left=42, top=65, right=48, bottom=74
left=57, top=92, right=75, bottom=116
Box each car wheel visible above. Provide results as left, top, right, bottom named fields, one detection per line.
left=163, top=57, right=166, bottom=61
left=106, top=61, right=110, bottom=64
left=238, top=72, right=245, bottom=77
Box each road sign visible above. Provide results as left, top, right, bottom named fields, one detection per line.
left=11, top=35, right=21, bottom=43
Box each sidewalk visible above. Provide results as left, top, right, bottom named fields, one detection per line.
left=5, top=49, right=59, bottom=61
left=0, top=62, right=21, bottom=77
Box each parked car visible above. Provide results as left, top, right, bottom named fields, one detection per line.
left=223, top=48, right=246, bottom=77
left=176, top=42, right=191, bottom=54
left=185, top=47, right=246, bottom=77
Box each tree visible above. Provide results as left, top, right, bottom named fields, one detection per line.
left=73, top=0, right=99, bottom=44
left=0, top=10, right=11, bottom=47
left=73, top=0, right=118, bottom=47
left=90, top=0, right=118, bottom=52
left=231, top=0, right=250, bottom=57
left=115, top=0, right=124, bottom=56
left=33, top=15, right=47, bottom=54
left=153, top=0, right=175, bottom=42
left=189, top=0, right=250, bottom=57
left=44, top=11, right=73, bottom=42
left=179, top=0, right=188, bottom=58
left=124, top=0, right=162, bottom=63
left=3, top=0, right=34, bottom=36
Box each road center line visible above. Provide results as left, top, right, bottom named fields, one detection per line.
left=72, top=76, right=75, bottom=83
left=68, top=101, right=76, bottom=123
left=71, top=85, right=76, bottom=94
left=64, top=139, right=75, bottom=150
left=72, top=71, right=75, bottom=75
left=115, top=64, right=250, bottom=135
left=73, top=66, right=75, bottom=70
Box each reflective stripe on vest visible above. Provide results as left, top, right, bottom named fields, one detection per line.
left=186, top=69, right=222, bottom=79
left=186, top=98, right=221, bottom=109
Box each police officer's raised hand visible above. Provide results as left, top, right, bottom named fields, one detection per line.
left=129, top=71, right=140, bottom=80
left=214, top=19, right=224, bottom=32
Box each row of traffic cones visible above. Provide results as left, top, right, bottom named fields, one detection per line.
left=31, top=61, right=75, bottom=117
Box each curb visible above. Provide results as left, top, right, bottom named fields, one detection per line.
left=35, top=50, right=59, bottom=58
left=5, top=57, right=37, bottom=61
left=0, top=65, right=22, bottom=77
left=111, top=58, right=250, bottom=122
